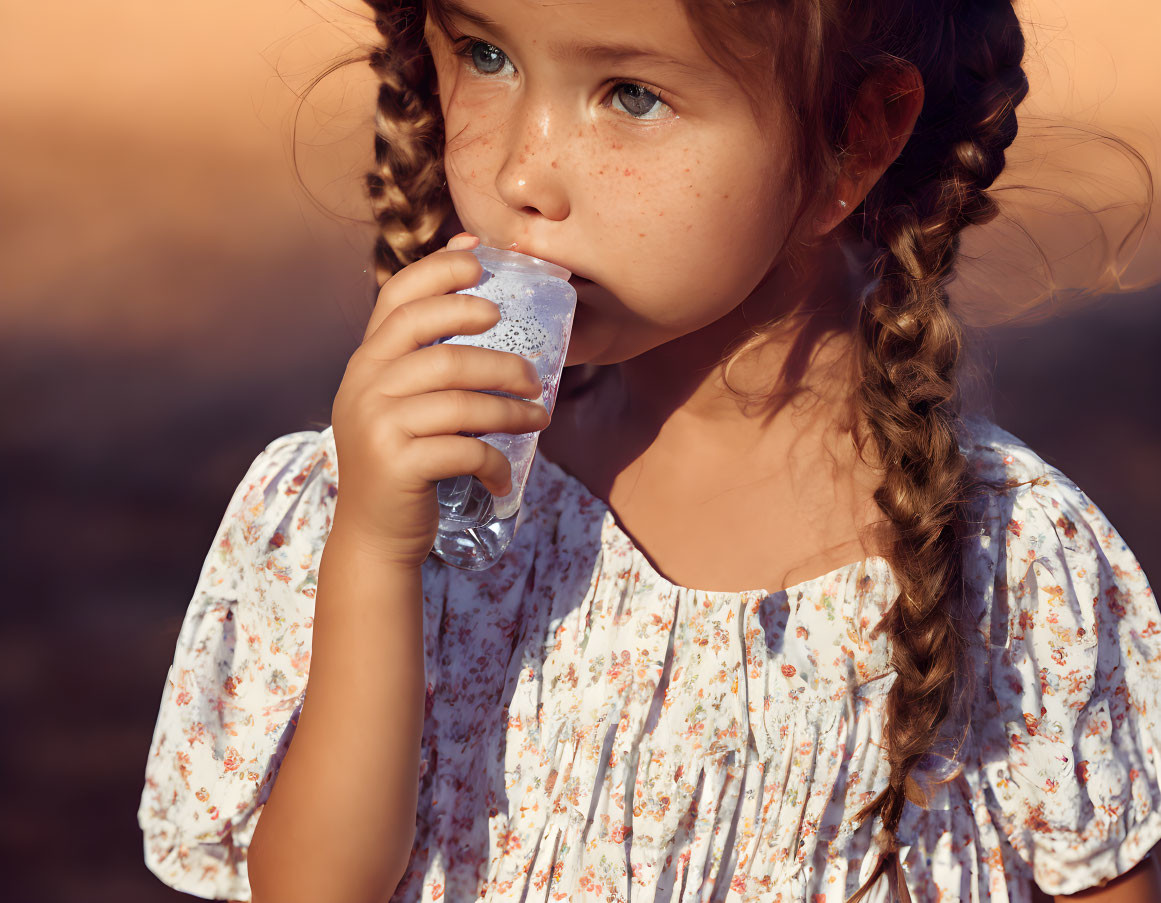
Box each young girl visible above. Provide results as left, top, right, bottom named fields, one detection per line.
left=137, top=0, right=1161, bottom=901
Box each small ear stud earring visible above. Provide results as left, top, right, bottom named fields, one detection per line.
left=838, top=199, right=849, bottom=209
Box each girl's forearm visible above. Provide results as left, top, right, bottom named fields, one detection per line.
left=247, top=521, right=426, bottom=903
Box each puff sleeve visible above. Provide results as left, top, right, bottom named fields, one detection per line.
left=137, top=429, right=338, bottom=900
left=975, top=462, right=1161, bottom=895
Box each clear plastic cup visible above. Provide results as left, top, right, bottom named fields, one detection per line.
left=428, top=246, right=577, bottom=570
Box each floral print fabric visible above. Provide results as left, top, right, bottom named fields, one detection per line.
left=138, top=418, right=1161, bottom=901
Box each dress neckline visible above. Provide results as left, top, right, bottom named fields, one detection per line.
left=532, top=447, right=891, bottom=600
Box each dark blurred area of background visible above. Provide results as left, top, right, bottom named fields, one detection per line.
left=1, top=1, right=1159, bottom=901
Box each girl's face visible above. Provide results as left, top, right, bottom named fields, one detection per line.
left=426, top=0, right=801, bottom=367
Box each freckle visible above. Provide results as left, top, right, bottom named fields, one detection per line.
left=722, top=193, right=730, bottom=199
left=695, top=192, right=701, bottom=198
left=598, top=169, right=605, bottom=175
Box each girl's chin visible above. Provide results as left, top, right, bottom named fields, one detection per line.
left=562, top=306, right=602, bottom=367
left=562, top=319, right=630, bottom=368
left=562, top=333, right=592, bottom=367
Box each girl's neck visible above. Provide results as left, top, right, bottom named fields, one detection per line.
left=540, top=233, right=892, bottom=593
left=596, top=233, right=874, bottom=460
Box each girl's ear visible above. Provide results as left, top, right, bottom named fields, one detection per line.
left=813, top=63, right=926, bottom=238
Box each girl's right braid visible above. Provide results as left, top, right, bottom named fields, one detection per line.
left=847, top=4, right=1028, bottom=900
left=362, top=1, right=451, bottom=284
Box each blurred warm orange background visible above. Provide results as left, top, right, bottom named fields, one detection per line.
left=1, top=1, right=1158, bottom=900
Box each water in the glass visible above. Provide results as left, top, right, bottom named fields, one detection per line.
left=429, top=247, right=576, bottom=570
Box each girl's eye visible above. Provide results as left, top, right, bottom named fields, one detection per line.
left=610, top=83, right=672, bottom=121
left=450, top=36, right=672, bottom=121
left=458, top=39, right=513, bottom=77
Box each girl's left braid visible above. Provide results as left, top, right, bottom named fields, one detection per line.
left=847, top=2, right=1029, bottom=899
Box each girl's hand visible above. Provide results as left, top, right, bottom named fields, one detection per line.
left=329, top=233, right=551, bottom=568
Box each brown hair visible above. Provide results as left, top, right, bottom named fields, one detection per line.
left=361, top=2, right=450, bottom=284
left=336, top=1, right=1118, bottom=899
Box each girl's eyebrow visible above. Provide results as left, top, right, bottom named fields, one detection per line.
left=440, top=0, right=706, bottom=76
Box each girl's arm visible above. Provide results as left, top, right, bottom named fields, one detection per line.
left=246, top=524, right=427, bottom=903
left=244, top=235, right=544, bottom=903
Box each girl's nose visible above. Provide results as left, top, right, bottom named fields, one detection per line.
left=494, top=103, right=570, bottom=222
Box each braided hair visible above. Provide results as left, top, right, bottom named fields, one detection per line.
left=848, top=9, right=1029, bottom=899
left=362, top=1, right=451, bottom=285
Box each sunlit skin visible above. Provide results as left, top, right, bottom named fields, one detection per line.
left=425, top=2, right=1160, bottom=898
left=427, top=0, right=825, bottom=455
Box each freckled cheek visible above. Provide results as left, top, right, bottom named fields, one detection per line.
left=440, top=85, right=513, bottom=165
left=582, top=153, right=700, bottom=241
left=593, top=168, right=776, bottom=317
left=443, top=114, right=504, bottom=191
left=578, top=181, right=716, bottom=319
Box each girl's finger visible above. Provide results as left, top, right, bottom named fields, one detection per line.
left=434, top=232, right=480, bottom=254
left=363, top=249, right=483, bottom=343
left=376, top=341, right=543, bottom=401
left=398, top=434, right=516, bottom=498
left=360, top=293, right=503, bottom=367
left=391, top=389, right=550, bottom=439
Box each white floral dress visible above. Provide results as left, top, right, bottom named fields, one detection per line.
left=138, top=417, right=1161, bottom=902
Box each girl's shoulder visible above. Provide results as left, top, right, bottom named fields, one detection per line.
left=251, top=425, right=338, bottom=495
left=226, top=426, right=339, bottom=547
left=229, top=418, right=1151, bottom=607
left=956, top=415, right=1152, bottom=613
left=960, top=414, right=1080, bottom=490
left=194, top=426, right=343, bottom=611
left=960, top=415, right=1141, bottom=563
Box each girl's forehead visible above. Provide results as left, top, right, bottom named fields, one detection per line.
left=435, top=0, right=708, bottom=53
